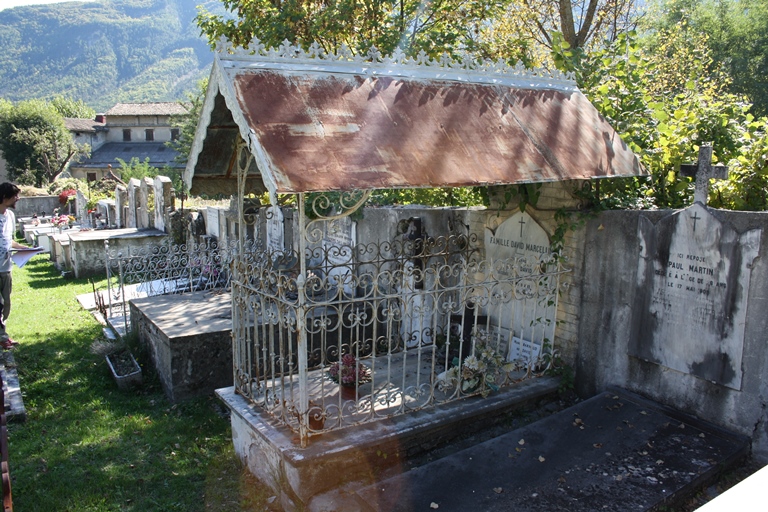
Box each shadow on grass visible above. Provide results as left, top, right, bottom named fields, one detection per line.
left=21, top=257, right=107, bottom=291
left=8, top=294, right=270, bottom=510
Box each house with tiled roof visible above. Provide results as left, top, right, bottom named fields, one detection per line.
left=68, top=102, right=189, bottom=182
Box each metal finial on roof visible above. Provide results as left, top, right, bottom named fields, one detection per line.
left=219, top=37, right=576, bottom=85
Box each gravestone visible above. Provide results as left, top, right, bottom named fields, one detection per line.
left=114, top=186, right=127, bottom=228
left=139, top=178, right=154, bottom=229
left=398, top=218, right=433, bottom=348
left=207, top=207, right=221, bottom=239
left=633, top=203, right=761, bottom=389
left=75, top=190, right=88, bottom=227
left=127, top=179, right=140, bottom=228
left=484, top=211, right=555, bottom=358
left=321, top=215, right=356, bottom=298
left=266, top=205, right=285, bottom=254
left=153, top=176, right=172, bottom=233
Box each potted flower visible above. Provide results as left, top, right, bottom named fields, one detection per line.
left=328, top=353, right=371, bottom=399
left=443, top=338, right=515, bottom=397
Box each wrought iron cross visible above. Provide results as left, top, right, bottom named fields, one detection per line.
left=679, top=143, right=728, bottom=205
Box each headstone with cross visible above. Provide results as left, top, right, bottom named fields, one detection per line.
left=679, top=143, right=728, bottom=205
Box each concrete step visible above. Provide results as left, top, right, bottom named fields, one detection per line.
left=350, top=388, right=750, bottom=512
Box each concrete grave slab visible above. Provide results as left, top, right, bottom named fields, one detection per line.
left=354, top=388, right=749, bottom=512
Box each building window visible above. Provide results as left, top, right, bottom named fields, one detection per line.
left=87, top=172, right=97, bottom=182
left=145, top=129, right=154, bottom=141
left=171, top=128, right=180, bottom=141
left=123, top=129, right=131, bottom=141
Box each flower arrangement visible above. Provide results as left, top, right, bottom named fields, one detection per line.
left=444, top=337, right=515, bottom=397
left=51, top=214, right=71, bottom=228
left=328, top=353, right=371, bottom=387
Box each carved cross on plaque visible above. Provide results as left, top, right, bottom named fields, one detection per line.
left=680, top=143, right=728, bottom=205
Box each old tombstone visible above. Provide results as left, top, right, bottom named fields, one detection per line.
left=207, top=207, right=221, bottom=239
left=320, top=215, right=357, bottom=298
left=484, top=211, right=555, bottom=359
left=138, top=177, right=154, bottom=229
left=127, top=179, right=140, bottom=228
left=114, top=185, right=127, bottom=228
left=75, top=190, right=88, bottom=227
left=633, top=202, right=761, bottom=389
left=153, top=176, right=172, bottom=233
left=266, top=205, right=285, bottom=255
left=399, top=217, right=433, bottom=347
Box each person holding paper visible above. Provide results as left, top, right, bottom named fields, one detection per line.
left=0, top=182, right=33, bottom=350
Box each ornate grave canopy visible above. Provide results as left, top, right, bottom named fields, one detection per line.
left=184, top=39, right=646, bottom=199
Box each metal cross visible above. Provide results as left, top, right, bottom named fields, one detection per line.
left=679, top=143, right=728, bottom=205
left=518, top=216, right=526, bottom=237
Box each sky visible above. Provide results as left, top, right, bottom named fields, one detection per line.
left=0, top=0, right=74, bottom=11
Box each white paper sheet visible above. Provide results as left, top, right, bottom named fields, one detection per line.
left=11, top=247, right=44, bottom=268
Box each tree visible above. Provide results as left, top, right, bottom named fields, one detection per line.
left=552, top=24, right=767, bottom=210
left=50, top=96, right=96, bottom=119
left=0, top=99, right=89, bottom=187
left=196, top=0, right=509, bottom=57
left=168, top=78, right=207, bottom=167
left=643, top=0, right=768, bottom=117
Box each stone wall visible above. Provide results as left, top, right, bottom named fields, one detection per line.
left=576, top=209, right=768, bottom=462
left=15, top=196, right=61, bottom=218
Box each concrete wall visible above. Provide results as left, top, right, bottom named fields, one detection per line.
left=576, top=209, right=768, bottom=462
left=16, top=196, right=61, bottom=218
left=68, top=230, right=168, bottom=278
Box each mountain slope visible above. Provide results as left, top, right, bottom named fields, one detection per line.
left=0, top=0, right=221, bottom=111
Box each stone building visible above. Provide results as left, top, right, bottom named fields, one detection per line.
left=68, top=102, right=188, bottom=181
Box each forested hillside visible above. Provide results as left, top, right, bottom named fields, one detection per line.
left=0, top=0, right=222, bottom=111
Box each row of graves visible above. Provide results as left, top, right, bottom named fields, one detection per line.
left=17, top=176, right=176, bottom=279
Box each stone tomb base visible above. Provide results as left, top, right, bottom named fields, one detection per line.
left=217, top=377, right=561, bottom=511
left=130, top=290, right=232, bottom=402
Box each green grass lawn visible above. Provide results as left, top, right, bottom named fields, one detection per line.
left=6, top=255, right=269, bottom=511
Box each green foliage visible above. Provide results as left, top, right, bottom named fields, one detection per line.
left=644, top=0, right=768, bottom=118
left=552, top=25, right=767, bottom=211
left=0, top=99, right=87, bottom=186
left=197, top=0, right=508, bottom=58
left=47, top=177, right=85, bottom=195
left=168, top=77, right=208, bottom=169
left=49, top=96, right=95, bottom=118
left=368, top=187, right=488, bottom=208
left=116, top=157, right=161, bottom=182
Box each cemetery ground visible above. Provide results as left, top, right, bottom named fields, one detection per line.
left=4, top=255, right=271, bottom=511
left=1, top=254, right=762, bottom=511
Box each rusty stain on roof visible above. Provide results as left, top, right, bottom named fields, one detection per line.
left=185, top=46, right=643, bottom=197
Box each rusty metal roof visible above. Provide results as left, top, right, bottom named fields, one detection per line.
left=185, top=42, right=644, bottom=197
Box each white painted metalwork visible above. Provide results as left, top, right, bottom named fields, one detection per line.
left=215, top=37, right=577, bottom=88
left=103, top=237, right=245, bottom=331
left=230, top=152, right=569, bottom=447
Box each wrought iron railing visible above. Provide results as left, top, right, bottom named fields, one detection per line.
left=231, top=228, right=568, bottom=446
left=103, top=238, right=249, bottom=329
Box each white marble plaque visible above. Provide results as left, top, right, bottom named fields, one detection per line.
left=484, top=211, right=555, bottom=346
left=633, top=203, right=761, bottom=389
left=207, top=208, right=221, bottom=238
left=507, top=336, right=542, bottom=364
left=322, top=216, right=356, bottom=297
left=266, top=206, right=284, bottom=254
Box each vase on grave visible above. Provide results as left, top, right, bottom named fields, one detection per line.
left=340, top=384, right=357, bottom=401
